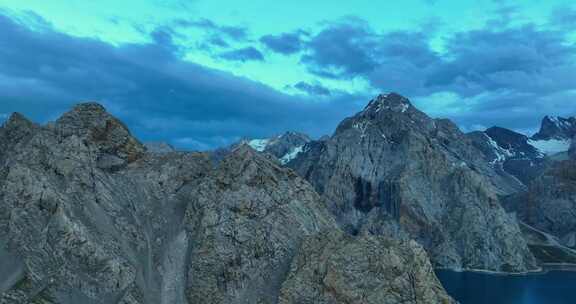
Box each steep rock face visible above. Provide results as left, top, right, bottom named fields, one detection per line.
left=467, top=127, right=546, bottom=185
left=181, top=145, right=337, bottom=304
left=289, top=93, right=537, bottom=272
left=0, top=105, right=212, bottom=304
left=507, top=160, right=576, bottom=250
left=532, top=116, right=576, bottom=141
left=0, top=103, right=454, bottom=303
left=278, top=230, right=455, bottom=304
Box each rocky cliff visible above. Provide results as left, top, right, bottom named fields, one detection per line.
left=0, top=103, right=453, bottom=303
left=506, top=158, right=576, bottom=251
left=289, top=93, right=538, bottom=272
left=532, top=116, right=576, bottom=141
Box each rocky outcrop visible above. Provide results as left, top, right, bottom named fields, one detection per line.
left=0, top=103, right=453, bottom=303
left=467, top=127, right=546, bottom=185
left=0, top=104, right=211, bottom=303
left=278, top=230, right=455, bottom=304
left=244, top=131, right=311, bottom=164
left=181, top=145, right=337, bottom=304
left=506, top=160, right=576, bottom=251
left=532, top=116, right=576, bottom=141
left=289, top=93, right=538, bottom=272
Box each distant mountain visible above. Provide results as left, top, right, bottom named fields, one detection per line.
left=465, top=120, right=576, bottom=265
left=467, top=127, right=546, bottom=185
left=289, top=93, right=537, bottom=272
left=504, top=158, right=576, bottom=259
left=532, top=115, right=576, bottom=141
left=467, top=116, right=576, bottom=185
left=0, top=103, right=453, bottom=303
left=244, top=131, right=311, bottom=164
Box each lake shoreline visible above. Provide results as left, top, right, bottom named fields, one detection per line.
left=435, top=263, right=576, bottom=276
left=436, top=267, right=576, bottom=304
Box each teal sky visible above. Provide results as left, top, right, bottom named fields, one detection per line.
left=1, top=0, right=572, bottom=94
left=0, top=0, right=575, bottom=149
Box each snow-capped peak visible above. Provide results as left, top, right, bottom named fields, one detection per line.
left=247, top=138, right=271, bottom=152
left=365, top=92, right=411, bottom=114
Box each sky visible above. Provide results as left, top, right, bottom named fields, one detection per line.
left=0, top=0, right=575, bottom=150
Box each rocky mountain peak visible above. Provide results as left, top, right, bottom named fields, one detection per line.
left=364, top=92, right=412, bottom=114
left=335, top=93, right=435, bottom=138
left=532, top=115, right=576, bottom=140
left=290, top=94, right=538, bottom=272
left=3, top=112, right=34, bottom=129
left=55, top=102, right=145, bottom=163
left=0, top=112, right=38, bottom=154
left=486, top=126, right=530, bottom=144
left=56, top=102, right=120, bottom=132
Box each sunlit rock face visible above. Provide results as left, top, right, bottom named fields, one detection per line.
left=0, top=102, right=453, bottom=304
left=289, top=93, right=538, bottom=273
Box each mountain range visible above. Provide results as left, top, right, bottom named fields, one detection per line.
left=0, top=93, right=574, bottom=303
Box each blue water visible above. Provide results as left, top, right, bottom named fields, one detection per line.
left=436, top=270, right=576, bottom=304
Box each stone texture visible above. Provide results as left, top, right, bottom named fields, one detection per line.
left=532, top=116, right=576, bottom=141
left=278, top=230, right=455, bottom=304
left=144, top=142, right=176, bottom=154
left=467, top=127, right=546, bottom=185
left=289, top=93, right=538, bottom=272
left=506, top=159, right=576, bottom=250
left=0, top=103, right=453, bottom=303
left=182, top=145, right=337, bottom=304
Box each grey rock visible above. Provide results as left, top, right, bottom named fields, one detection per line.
left=240, top=131, right=311, bottom=164
left=289, top=93, right=538, bottom=272
left=144, top=142, right=175, bottom=154
left=0, top=103, right=453, bottom=303
left=506, top=159, right=576, bottom=252
left=532, top=116, right=576, bottom=141
left=278, top=230, right=455, bottom=304
left=467, top=127, right=546, bottom=185
left=182, top=145, right=337, bottom=304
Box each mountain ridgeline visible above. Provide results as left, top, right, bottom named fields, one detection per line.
left=287, top=93, right=537, bottom=272
left=0, top=103, right=453, bottom=303
left=1, top=93, right=575, bottom=303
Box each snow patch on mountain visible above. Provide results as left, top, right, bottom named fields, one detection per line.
left=484, top=133, right=514, bottom=164
left=248, top=139, right=270, bottom=152
left=528, top=139, right=571, bottom=155
left=279, top=146, right=304, bottom=164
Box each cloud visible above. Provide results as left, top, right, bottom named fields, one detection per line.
left=260, top=31, right=306, bottom=55
left=0, top=12, right=365, bottom=150
left=550, top=6, right=576, bottom=29
left=218, top=46, right=265, bottom=62
left=301, top=19, right=381, bottom=78
left=293, top=81, right=332, bottom=96
left=173, top=18, right=248, bottom=41
left=286, top=15, right=576, bottom=133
